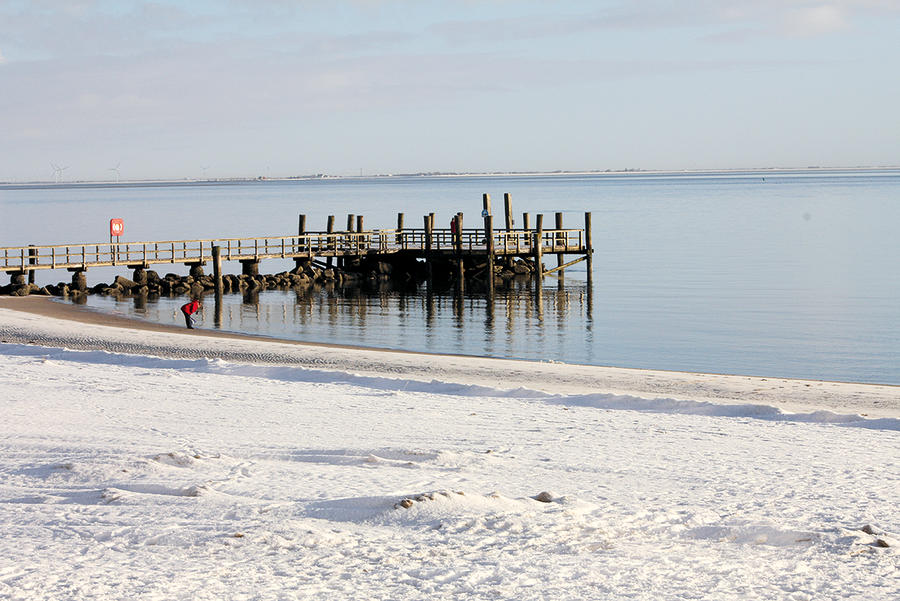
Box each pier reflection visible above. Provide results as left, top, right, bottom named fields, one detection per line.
left=76, top=275, right=595, bottom=364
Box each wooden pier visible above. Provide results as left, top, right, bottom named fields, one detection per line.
left=2, top=194, right=593, bottom=294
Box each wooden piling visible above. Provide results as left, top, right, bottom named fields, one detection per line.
left=523, top=212, right=530, bottom=231
left=555, top=212, right=564, bottom=276
left=356, top=215, right=364, bottom=233
left=297, top=214, right=307, bottom=259
left=584, top=211, right=593, bottom=284
left=396, top=213, right=404, bottom=245
left=28, top=246, right=36, bottom=284
left=346, top=214, right=355, bottom=232
left=424, top=214, right=433, bottom=281
left=455, top=213, right=465, bottom=287
left=212, top=244, right=223, bottom=295
left=533, top=214, right=543, bottom=279
left=504, top=193, right=513, bottom=230
left=326, top=215, right=335, bottom=268
left=485, top=214, right=495, bottom=298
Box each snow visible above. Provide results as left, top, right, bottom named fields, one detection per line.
left=1, top=308, right=898, bottom=600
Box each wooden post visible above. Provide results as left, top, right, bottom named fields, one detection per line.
left=504, top=193, right=513, bottom=230
left=482, top=193, right=492, bottom=216
left=424, top=214, right=433, bottom=281
left=356, top=215, right=365, bottom=252
left=212, top=245, right=223, bottom=295
left=585, top=211, right=593, bottom=284
left=28, top=246, right=36, bottom=284
left=396, top=213, right=404, bottom=246
left=555, top=212, right=564, bottom=277
left=485, top=214, right=494, bottom=298
left=455, top=213, right=465, bottom=287
left=523, top=212, right=530, bottom=231
left=326, top=215, right=335, bottom=268
left=533, top=213, right=543, bottom=279
left=346, top=214, right=355, bottom=232
left=297, top=213, right=307, bottom=259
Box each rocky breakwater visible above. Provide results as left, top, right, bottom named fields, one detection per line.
left=0, top=258, right=420, bottom=299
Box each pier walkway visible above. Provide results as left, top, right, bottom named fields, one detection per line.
left=3, top=195, right=593, bottom=294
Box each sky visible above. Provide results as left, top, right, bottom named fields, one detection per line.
left=1, top=0, right=899, bottom=181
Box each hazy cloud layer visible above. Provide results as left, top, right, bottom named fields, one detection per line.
left=1, top=0, right=898, bottom=180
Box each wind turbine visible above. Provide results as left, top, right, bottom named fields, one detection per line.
left=200, top=165, right=210, bottom=180
left=50, top=162, right=68, bottom=183
left=109, top=163, right=121, bottom=183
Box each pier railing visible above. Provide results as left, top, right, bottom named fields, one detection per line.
left=1, top=228, right=587, bottom=273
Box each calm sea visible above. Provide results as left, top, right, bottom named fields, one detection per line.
left=2, top=170, right=898, bottom=384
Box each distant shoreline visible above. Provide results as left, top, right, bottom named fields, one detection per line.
left=2, top=165, right=899, bottom=189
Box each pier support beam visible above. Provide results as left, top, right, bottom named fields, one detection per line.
left=455, top=213, right=465, bottom=289
left=533, top=213, right=544, bottom=279
left=240, top=259, right=259, bottom=277
left=584, top=211, right=593, bottom=285
left=69, top=269, right=87, bottom=292
left=424, top=214, right=433, bottom=282
left=295, top=214, right=310, bottom=270
left=212, top=245, right=223, bottom=327
left=483, top=194, right=494, bottom=297
left=28, top=246, right=36, bottom=285
left=131, top=266, right=147, bottom=285
left=326, top=215, right=335, bottom=269
left=555, top=212, right=564, bottom=277
left=212, top=246, right=223, bottom=294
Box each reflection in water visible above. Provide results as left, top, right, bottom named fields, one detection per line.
left=88, top=276, right=596, bottom=364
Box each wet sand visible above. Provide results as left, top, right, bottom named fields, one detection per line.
left=1, top=296, right=898, bottom=418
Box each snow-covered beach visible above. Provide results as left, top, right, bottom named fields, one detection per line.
left=1, top=298, right=898, bottom=600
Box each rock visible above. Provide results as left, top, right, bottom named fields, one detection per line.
left=876, top=538, right=890, bottom=548
left=114, top=275, right=137, bottom=289
left=38, top=286, right=53, bottom=296
left=146, top=270, right=161, bottom=285
left=861, top=524, right=877, bottom=535
left=533, top=491, right=555, bottom=503
left=131, top=268, right=147, bottom=285
left=10, top=273, right=27, bottom=287
left=396, top=499, right=414, bottom=509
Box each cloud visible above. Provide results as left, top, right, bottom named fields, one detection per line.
left=781, top=5, right=848, bottom=36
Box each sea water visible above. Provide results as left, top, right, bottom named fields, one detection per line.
left=2, top=170, right=898, bottom=384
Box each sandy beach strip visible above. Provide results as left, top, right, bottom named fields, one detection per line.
left=1, top=296, right=898, bottom=418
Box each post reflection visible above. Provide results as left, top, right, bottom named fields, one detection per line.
left=78, top=275, right=595, bottom=364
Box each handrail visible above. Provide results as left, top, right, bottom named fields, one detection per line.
left=1, top=227, right=587, bottom=271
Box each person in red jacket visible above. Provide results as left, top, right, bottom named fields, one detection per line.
left=180, top=298, right=201, bottom=329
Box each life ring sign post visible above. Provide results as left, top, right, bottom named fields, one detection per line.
left=109, top=218, right=124, bottom=262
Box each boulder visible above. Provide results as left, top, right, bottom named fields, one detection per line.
left=114, top=275, right=137, bottom=290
